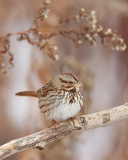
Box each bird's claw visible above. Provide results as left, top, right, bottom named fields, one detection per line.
left=68, top=117, right=77, bottom=126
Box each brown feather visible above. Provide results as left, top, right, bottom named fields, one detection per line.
left=36, top=80, right=54, bottom=97
left=15, top=91, right=37, bottom=97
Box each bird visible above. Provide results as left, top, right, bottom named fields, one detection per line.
left=16, top=72, right=83, bottom=123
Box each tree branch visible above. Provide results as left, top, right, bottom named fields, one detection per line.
left=0, top=103, right=128, bottom=159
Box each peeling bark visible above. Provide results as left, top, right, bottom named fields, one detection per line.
left=0, top=103, right=128, bottom=159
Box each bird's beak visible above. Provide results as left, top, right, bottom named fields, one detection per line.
left=75, top=82, right=83, bottom=88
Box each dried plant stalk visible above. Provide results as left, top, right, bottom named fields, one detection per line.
left=0, top=0, right=126, bottom=74
left=0, top=103, right=128, bottom=160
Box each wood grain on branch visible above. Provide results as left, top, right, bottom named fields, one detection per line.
left=0, top=103, right=128, bottom=160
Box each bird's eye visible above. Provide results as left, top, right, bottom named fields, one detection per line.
left=69, top=81, right=73, bottom=84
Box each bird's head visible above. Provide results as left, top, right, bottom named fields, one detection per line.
left=53, top=72, right=82, bottom=92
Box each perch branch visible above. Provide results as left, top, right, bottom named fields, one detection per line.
left=0, top=103, right=128, bottom=159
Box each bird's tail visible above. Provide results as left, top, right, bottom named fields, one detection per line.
left=16, top=91, right=37, bottom=97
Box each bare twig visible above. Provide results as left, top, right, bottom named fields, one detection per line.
left=0, top=103, right=128, bottom=159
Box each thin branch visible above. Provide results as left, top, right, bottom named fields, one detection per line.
left=0, top=103, right=128, bottom=159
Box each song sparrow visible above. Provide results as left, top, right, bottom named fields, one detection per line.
left=16, top=72, right=83, bottom=122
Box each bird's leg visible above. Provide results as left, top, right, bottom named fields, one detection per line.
left=51, top=119, right=58, bottom=128
left=68, top=117, right=77, bottom=126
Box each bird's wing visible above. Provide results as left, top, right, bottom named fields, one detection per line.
left=36, top=80, right=54, bottom=97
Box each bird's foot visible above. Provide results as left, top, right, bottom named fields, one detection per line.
left=49, top=119, right=58, bottom=129
left=68, top=117, right=77, bottom=126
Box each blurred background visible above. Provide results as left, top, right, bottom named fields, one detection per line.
left=0, top=0, right=128, bottom=160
